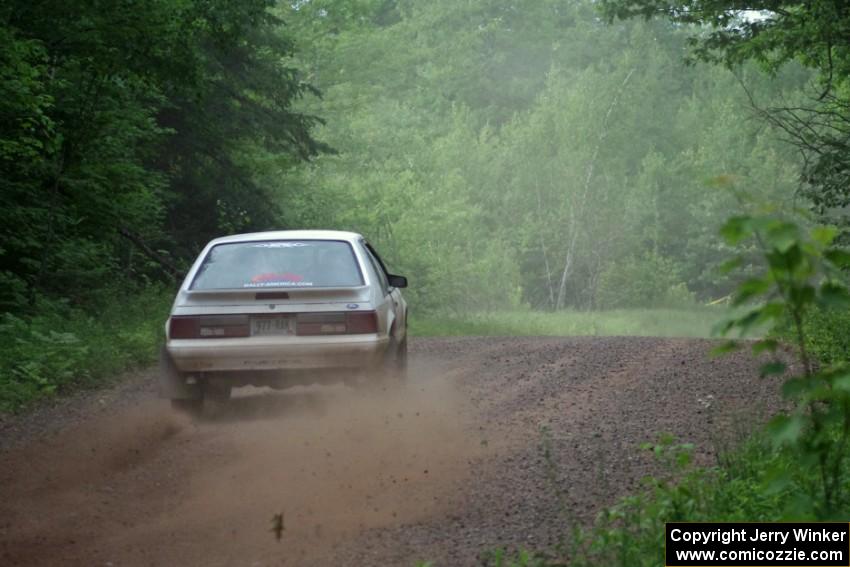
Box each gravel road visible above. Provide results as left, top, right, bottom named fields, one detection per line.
left=0, top=337, right=789, bottom=566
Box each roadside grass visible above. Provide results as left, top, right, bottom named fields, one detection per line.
left=411, top=308, right=727, bottom=338
left=0, top=286, right=173, bottom=413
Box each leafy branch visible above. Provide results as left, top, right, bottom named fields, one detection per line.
left=717, top=210, right=850, bottom=516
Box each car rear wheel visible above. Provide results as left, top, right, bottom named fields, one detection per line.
left=351, top=337, right=406, bottom=391
left=381, top=335, right=407, bottom=384
left=392, top=337, right=408, bottom=372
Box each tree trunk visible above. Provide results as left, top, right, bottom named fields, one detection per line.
left=555, top=68, right=635, bottom=310
left=535, top=182, right=556, bottom=310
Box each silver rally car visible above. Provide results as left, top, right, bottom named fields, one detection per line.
left=160, top=230, right=408, bottom=414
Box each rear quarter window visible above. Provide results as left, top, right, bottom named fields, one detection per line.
left=363, top=244, right=389, bottom=295
left=190, top=240, right=364, bottom=290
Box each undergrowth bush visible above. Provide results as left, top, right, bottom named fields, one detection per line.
left=0, top=285, right=172, bottom=412
left=775, top=305, right=850, bottom=367
left=596, top=252, right=695, bottom=309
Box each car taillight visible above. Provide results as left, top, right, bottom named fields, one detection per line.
left=346, top=311, right=379, bottom=334
left=169, top=317, right=198, bottom=339
left=296, top=311, right=378, bottom=335
left=296, top=312, right=346, bottom=335
left=169, top=315, right=250, bottom=339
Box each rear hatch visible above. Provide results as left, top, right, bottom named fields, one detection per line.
left=168, top=239, right=377, bottom=338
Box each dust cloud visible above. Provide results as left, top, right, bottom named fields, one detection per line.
left=0, top=361, right=480, bottom=566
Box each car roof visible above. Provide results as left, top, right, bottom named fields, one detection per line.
left=207, top=230, right=364, bottom=246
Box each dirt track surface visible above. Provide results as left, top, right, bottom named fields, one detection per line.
left=0, top=337, right=788, bottom=566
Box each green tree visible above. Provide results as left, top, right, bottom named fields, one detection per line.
left=0, top=0, right=324, bottom=312
left=278, top=0, right=810, bottom=312
left=599, top=0, right=850, bottom=215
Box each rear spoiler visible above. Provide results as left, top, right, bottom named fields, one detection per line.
left=183, top=285, right=370, bottom=301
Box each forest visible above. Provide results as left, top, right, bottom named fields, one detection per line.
left=2, top=0, right=848, bottom=406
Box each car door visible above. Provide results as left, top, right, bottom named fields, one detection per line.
left=363, top=241, right=406, bottom=341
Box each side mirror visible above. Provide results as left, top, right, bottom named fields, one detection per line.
left=388, top=274, right=408, bottom=289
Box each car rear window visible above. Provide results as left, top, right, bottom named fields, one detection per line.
left=190, top=240, right=364, bottom=290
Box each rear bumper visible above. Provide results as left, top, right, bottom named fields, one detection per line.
left=167, top=334, right=389, bottom=372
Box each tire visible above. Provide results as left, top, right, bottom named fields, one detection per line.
left=351, top=337, right=407, bottom=391
left=382, top=336, right=408, bottom=383
left=393, top=337, right=408, bottom=373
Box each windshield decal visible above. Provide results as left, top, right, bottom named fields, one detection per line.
left=251, top=242, right=309, bottom=248
left=245, top=272, right=313, bottom=288
left=251, top=272, right=303, bottom=283
left=243, top=281, right=315, bottom=288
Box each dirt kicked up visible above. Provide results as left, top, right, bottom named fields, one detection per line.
left=0, top=337, right=788, bottom=566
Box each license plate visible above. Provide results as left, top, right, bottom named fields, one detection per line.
left=251, top=317, right=292, bottom=336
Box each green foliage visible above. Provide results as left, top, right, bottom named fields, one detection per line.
left=0, top=0, right=324, bottom=315
left=793, top=306, right=850, bottom=366
left=0, top=286, right=172, bottom=413
left=280, top=0, right=808, bottom=314
left=596, top=252, right=694, bottom=309
left=718, top=212, right=850, bottom=515
left=598, top=0, right=848, bottom=73
left=598, top=0, right=850, bottom=219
